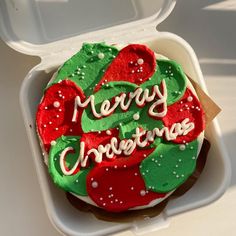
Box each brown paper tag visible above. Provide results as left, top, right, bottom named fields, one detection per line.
left=188, top=77, right=221, bottom=125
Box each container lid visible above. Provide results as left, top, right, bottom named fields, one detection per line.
left=0, top=0, right=176, bottom=57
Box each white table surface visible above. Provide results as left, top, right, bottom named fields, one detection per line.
left=1, top=0, right=236, bottom=235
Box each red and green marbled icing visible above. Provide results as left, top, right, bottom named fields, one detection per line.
left=36, top=43, right=205, bottom=212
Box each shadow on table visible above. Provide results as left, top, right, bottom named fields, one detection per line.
left=159, top=0, right=236, bottom=76
left=222, top=131, right=236, bottom=187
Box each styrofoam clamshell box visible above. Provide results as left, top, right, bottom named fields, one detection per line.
left=0, top=0, right=231, bottom=235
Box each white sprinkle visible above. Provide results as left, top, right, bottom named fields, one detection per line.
left=109, top=187, right=113, bottom=191
left=139, top=78, right=143, bottom=81
left=181, top=174, right=185, bottom=177
left=183, top=140, right=186, bottom=144
left=158, top=163, right=161, bottom=166
left=131, top=70, right=135, bottom=73
left=82, top=65, right=86, bottom=68
left=55, top=127, right=58, bottom=131
left=178, top=159, right=182, bottom=162
left=190, top=146, right=194, bottom=150
left=98, top=131, right=101, bottom=134
left=123, top=165, right=127, bottom=168
left=75, top=179, right=79, bottom=183
left=110, top=201, right=113, bottom=203
left=119, top=123, right=122, bottom=126
left=100, top=197, right=103, bottom=201
left=130, top=61, right=133, bottom=64
left=165, top=70, right=168, bottom=73
left=133, top=113, right=140, bottom=120
left=53, top=101, right=60, bottom=108
left=108, top=48, right=112, bottom=51
left=106, top=130, right=112, bottom=135
left=140, top=190, right=146, bottom=196
left=50, top=140, right=56, bottom=146
left=106, top=168, right=109, bottom=171
left=81, top=72, right=85, bottom=75
left=160, top=154, right=163, bottom=158
left=143, top=154, right=147, bottom=157
left=59, top=108, right=62, bottom=112
left=173, top=171, right=176, bottom=174
left=115, top=199, right=118, bottom=202
left=114, top=165, right=117, bottom=169
left=70, top=129, right=73, bottom=132
left=179, top=144, right=186, bottom=151
left=103, top=203, right=106, bottom=206
left=187, top=96, right=193, bottom=102
left=58, top=91, right=61, bottom=94
left=120, top=201, right=123, bottom=204
left=176, top=175, right=180, bottom=178
left=185, top=104, right=188, bottom=108
left=176, top=164, right=179, bottom=168
left=171, top=73, right=174, bottom=76
left=137, top=58, right=144, bottom=65
left=91, top=178, right=94, bottom=181
left=56, top=115, right=59, bottom=118
left=146, top=170, right=149, bottom=173
left=91, top=181, right=98, bottom=188
left=131, top=187, right=134, bottom=190
left=192, top=156, right=196, bottom=160
left=43, top=124, right=47, bottom=128
left=180, top=101, right=183, bottom=104
left=49, top=121, right=52, bottom=124
left=148, top=78, right=152, bottom=81
left=134, top=173, right=138, bottom=176
left=45, top=106, right=48, bottom=110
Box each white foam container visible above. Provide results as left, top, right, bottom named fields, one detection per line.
left=0, top=0, right=231, bottom=235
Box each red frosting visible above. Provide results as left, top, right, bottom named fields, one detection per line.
left=87, top=163, right=166, bottom=212
left=36, top=80, right=85, bottom=152
left=95, top=44, right=156, bottom=91
left=163, top=88, right=205, bottom=143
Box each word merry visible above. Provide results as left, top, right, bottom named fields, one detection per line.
left=60, top=118, right=194, bottom=175
left=72, top=80, right=167, bottom=121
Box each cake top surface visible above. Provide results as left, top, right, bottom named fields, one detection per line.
left=36, top=42, right=205, bottom=212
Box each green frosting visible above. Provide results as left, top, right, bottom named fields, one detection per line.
left=140, top=140, right=199, bottom=193
left=49, top=136, right=91, bottom=196
left=141, top=59, right=187, bottom=105
left=119, top=106, right=163, bottom=140
left=81, top=81, right=138, bottom=132
left=48, top=43, right=118, bottom=96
